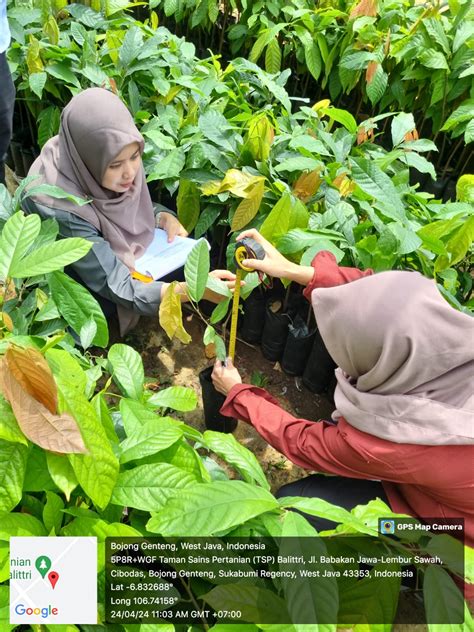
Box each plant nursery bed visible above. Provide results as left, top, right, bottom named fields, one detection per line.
left=124, top=310, right=335, bottom=494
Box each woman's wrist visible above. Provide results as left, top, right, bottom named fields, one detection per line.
left=285, top=262, right=314, bottom=286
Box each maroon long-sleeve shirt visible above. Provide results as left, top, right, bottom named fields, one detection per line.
left=221, top=252, right=474, bottom=592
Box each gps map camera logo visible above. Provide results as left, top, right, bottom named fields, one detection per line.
left=380, top=519, right=396, bottom=534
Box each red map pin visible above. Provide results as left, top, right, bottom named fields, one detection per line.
left=48, top=571, right=59, bottom=589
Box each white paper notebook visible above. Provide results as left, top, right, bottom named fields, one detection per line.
left=134, top=229, right=210, bottom=280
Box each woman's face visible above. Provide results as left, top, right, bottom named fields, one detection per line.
left=101, top=142, right=141, bottom=193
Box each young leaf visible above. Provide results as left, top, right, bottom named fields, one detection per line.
left=146, top=480, right=279, bottom=536
left=110, top=463, right=197, bottom=511
left=148, top=385, right=198, bottom=412
left=108, top=343, right=145, bottom=401
left=48, top=271, right=108, bottom=347
left=159, top=282, right=192, bottom=344
left=231, top=179, right=265, bottom=231
left=0, top=361, right=87, bottom=454
left=391, top=113, right=416, bottom=147
left=184, top=239, right=210, bottom=302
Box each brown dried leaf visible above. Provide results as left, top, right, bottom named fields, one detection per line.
left=0, top=280, right=17, bottom=302
left=357, top=128, right=368, bottom=145
left=365, top=61, right=378, bottom=85
left=293, top=170, right=322, bottom=202
left=204, top=343, right=216, bottom=359
left=5, top=345, right=57, bottom=413
left=350, top=0, right=378, bottom=19
left=0, top=361, right=87, bottom=453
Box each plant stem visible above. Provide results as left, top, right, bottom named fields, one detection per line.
left=441, top=137, right=465, bottom=179
left=219, top=0, right=230, bottom=55
left=282, top=283, right=292, bottom=313
left=179, top=578, right=210, bottom=630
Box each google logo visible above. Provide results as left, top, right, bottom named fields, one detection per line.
left=14, top=604, right=59, bottom=618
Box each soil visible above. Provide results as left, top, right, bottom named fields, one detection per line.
left=125, top=309, right=335, bottom=494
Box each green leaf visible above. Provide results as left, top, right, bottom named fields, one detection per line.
left=119, top=398, right=160, bottom=436
left=277, top=228, right=344, bottom=255
left=419, top=49, right=449, bottom=70
left=202, top=325, right=226, bottom=360
left=0, top=513, right=47, bottom=540
left=29, top=71, right=47, bottom=98
left=10, top=237, right=92, bottom=277
left=351, top=157, right=405, bottom=221
left=46, top=62, right=81, bottom=88
left=366, top=65, right=387, bottom=105
left=0, top=396, right=27, bottom=445
left=184, top=239, right=210, bottom=302
left=300, top=239, right=345, bottom=264
left=435, top=215, right=474, bottom=271
left=304, top=41, right=322, bottom=81
left=108, top=343, right=145, bottom=400
left=423, top=566, right=464, bottom=626
left=46, top=348, right=87, bottom=394
left=0, top=211, right=41, bottom=280
left=0, top=440, right=28, bottom=514
left=275, top=156, right=322, bottom=173
left=119, top=418, right=183, bottom=464
left=202, top=430, right=270, bottom=489
left=177, top=179, right=200, bottom=233
left=111, top=463, right=197, bottom=511
left=387, top=223, right=422, bottom=254
left=321, top=107, right=357, bottom=134
left=46, top=452, right=78, bottom=501
left=209, top=298, right=231, bottom=325
left=80, top=316, right=98, bottom=350
left=402, top=152, right=437, bottom=180
left=194, top=206, right=221, bottom=239
left=441, top=99, right=474, bottom=131
left=48, top=271, right=108, bottom=347
left=119, top=25, right=143, bottom=66
left=164, top=0, right=178, bottom=16
left=199, top=110, right=234, bottom=153
left=391, top=112, right=417, bottom=146
left=265, top=38, right=281, bottom=74
left=37, top=105, right=60, bottom=148
left=147, top=480, right=279, bottom=536
left=148, top=386, right=198, bottom=412
left=61, top=387, right=119, bottom=511
left=147, top=149, right=186, bottom=182
left=43, top=490, right=64, bottom=534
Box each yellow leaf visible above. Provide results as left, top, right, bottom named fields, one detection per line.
left=165, top=86, right=182, bottom=104
left=200, top=180, right=223, bottom=196
left=43, top=15, right=59, bottom=45
left=0, top=360, right=87, bottom=454
left=151, top=10, right=159, bottom=29
left=158, top=282, right=191, bottom=344
left=1, top=312, right=13, bottom=332
left=231, top=179, right=266, bottom=232
left=293, top=170, right=322, bottom=202
left=312, top=99, right=331, bottom=112
left=26, top=35, right=43, bottom=74
left=5, top=345, right=58, bottom=414
left=246, top=115, right=274, bottom=161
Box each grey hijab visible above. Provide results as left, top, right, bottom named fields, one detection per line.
left=312, top=270, right=474, bottom=445
left=28, top=88, right=156, bottom=333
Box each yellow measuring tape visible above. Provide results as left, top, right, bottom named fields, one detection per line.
left=228, top=238, right=265, bottom=361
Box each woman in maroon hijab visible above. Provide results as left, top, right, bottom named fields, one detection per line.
left=212, top=229, right=473, bottom=595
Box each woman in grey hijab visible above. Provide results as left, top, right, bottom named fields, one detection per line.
left=24, top=88, right=234, bottom=334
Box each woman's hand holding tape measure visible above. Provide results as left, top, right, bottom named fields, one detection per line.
left=236, top=229, right=314, bottom=285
